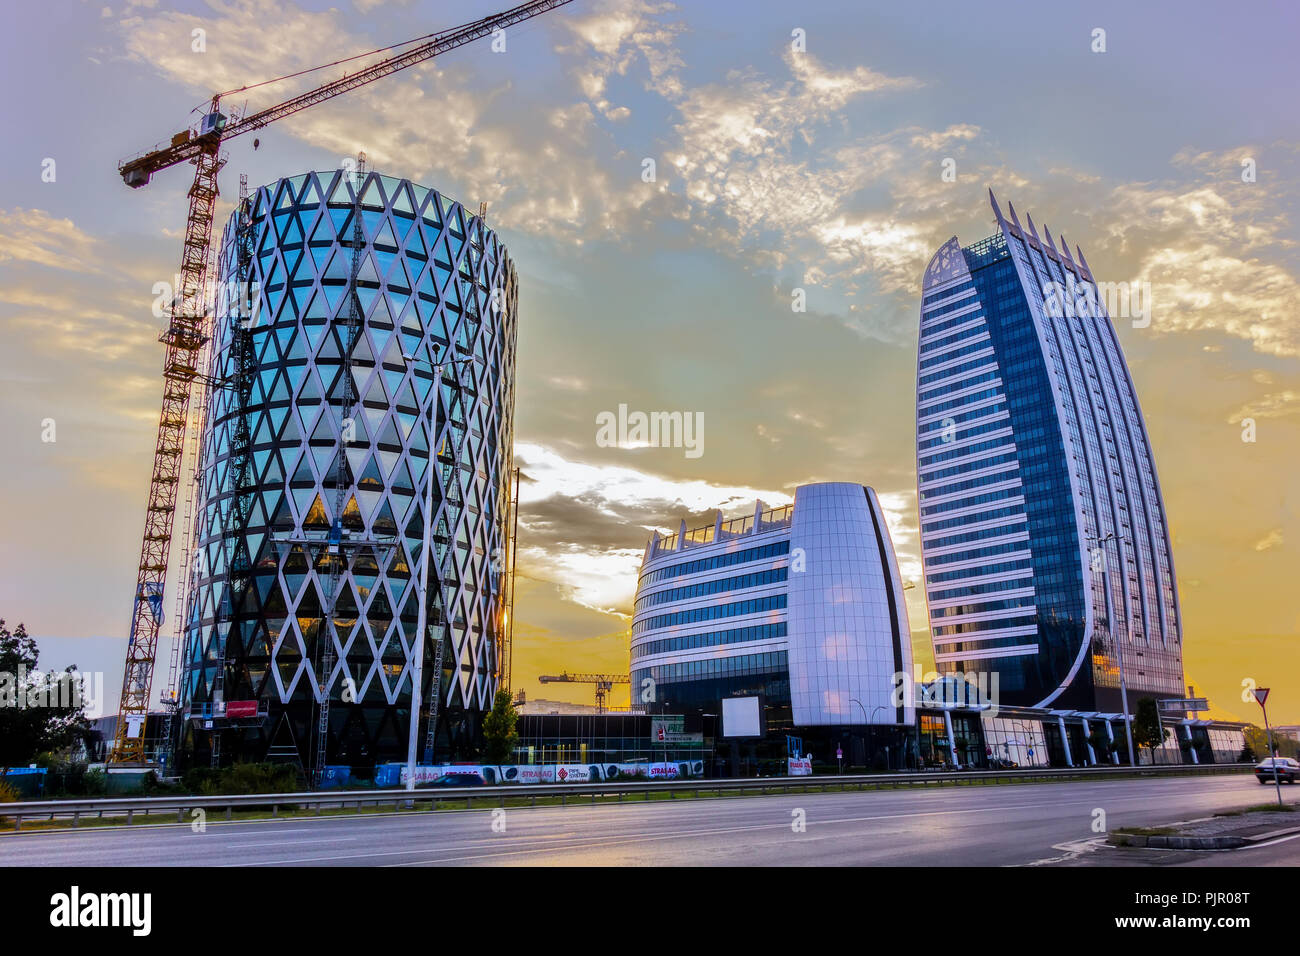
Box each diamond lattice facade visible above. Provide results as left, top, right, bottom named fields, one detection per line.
left=178, top=169, right=517, bottom=767
left=915, top=191, right=1183, bottom=712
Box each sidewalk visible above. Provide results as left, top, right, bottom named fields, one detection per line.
left=1109, top=801, right=1300, bottom=849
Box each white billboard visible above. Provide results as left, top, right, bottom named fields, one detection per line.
left=722, top=696, right=762, bottom=738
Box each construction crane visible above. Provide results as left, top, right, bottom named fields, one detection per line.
left=538, top=672, right=630, bottom=713
left=108, top=0, right=575, bottom=765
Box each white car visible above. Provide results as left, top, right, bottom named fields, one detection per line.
left=1255, top=757, right=1300, bottom=784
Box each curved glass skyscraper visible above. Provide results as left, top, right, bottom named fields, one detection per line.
left=179, top=169, right=517, bottom=766
left=915, top=192, right=1183, bottom=712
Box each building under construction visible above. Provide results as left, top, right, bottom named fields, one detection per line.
left=175, top=168, right=518, bottom=770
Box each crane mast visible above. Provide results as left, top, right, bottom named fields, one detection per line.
left=110, top=134, right=225, bottom=764
left=109, top=0, right=573, bottom=766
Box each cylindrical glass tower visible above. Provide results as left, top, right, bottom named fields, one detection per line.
left=179, top=168, right=517, bottom=768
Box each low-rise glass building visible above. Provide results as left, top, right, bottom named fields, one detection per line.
left=631, top=483, right=915, bottom=769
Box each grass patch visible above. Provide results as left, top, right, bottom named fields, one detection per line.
left=1114, top=825, right=1178, bottom=836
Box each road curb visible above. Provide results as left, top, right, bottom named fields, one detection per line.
left=1108, top=823, right=1300, bottom=850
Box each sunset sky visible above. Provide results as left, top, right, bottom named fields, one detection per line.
left=1, top=0, right=1297, bottom=725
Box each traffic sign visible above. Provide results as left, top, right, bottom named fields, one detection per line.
left=1254, top=687, right=1270, bottom=706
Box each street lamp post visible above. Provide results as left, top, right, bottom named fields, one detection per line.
left=851, top=697, right=889, bottom=771
left=403, top=343, right=474, bottom=792
left=702, top=713, right=717, bottom=778
left=1087, top=531, right=1137, bottom=768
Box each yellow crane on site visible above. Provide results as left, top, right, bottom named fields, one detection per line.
left=109, top=0, right=574, bottom=765
left=538, top=672, right=631, bottom=713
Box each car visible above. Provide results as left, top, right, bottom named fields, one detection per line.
left=427, top=772, right=487, bottom=788
left=1254, top=758, right=1300, bottom=784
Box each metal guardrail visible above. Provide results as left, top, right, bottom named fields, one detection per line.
left=0, top=762, right=1251, bottom=831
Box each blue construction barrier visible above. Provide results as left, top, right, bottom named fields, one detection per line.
left=2, top=767, right=48, bottom=797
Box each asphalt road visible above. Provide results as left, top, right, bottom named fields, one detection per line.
left=2, top=774, right=1296, bottom=866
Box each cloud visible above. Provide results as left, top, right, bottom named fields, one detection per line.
left=1098, top=146, right=1300, bottom=357
left=666, top=50, right=919, bottom=246
left=514, top=441, right=792, bottom=613
left=1254, top=528, right=1283, bottom=552
left=1228, top=390, right=1300, bottom=423
left=0, top=208, right=103, bottom=271
left=559, top=0, right=686, bottom=105
left=117, top=0, right=657, bottom=242
left=909, top=124, right=980, bottom=152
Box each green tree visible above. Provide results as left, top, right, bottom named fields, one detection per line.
left=1132, top=697, right=1168, bottom=758
left=482, top=689, right=519, bottom=765
left=0, top=619, right=92, bottom=768
left=1244, top=724, right=1296, bottom=761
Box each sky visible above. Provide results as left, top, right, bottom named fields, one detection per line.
left=1, top=0, right=1298, bottom=725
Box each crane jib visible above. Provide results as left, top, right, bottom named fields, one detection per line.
left=118, top=0, right=573, bottom=188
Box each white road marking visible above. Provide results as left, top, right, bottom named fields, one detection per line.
left=230, top=837, right=356, bottom=848
left=1241, top=831, right=1300, bottom=849
left=1021, top=836, right=1111, bottom=866
left=237, top=801, right=1086, bottom=866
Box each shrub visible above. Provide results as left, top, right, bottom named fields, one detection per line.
left=83, top=769, right=107, bottom=796
left=184, top=762, right=304, bottom=796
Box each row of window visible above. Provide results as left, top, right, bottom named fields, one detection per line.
left=634, top=567, right=788, bottom=614
left=921, top=279, right=975, bottom=308
left=631, top=650, right=789, bottom=686
left=922, top=503, right=1023, bottom=534
left=927, top=540, right=1028, bottom=568
left=916, top=414, right=1008, bottom=453
left=631, top=595, right=787, bottom=636
left=921, top=463, right=1019, bottom=500
left=921, top=450, right=1019, bottom=484
left=918, top=338, right=992, bottom=373
left=919, top=435, right=1014, bottom=469
left=919, top=321, right=985, bottom=355
left=918, top=353, right=996, bottom=389
left=925, top=519, right=1027, bottom=551
left=639, top=540, right=790, bottom=586
left=931, top=595, right=1038, bottom=620
left=920, top=485, right=1021, bottom=519
left=928, top=573, right=1033, bottom=603
left=920, top=309, right=989, bottom=341
left=631, top=622, right=788, bottom=660
left=918, top=384, right=1004, bottom=417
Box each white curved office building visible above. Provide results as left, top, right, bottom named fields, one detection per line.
left=631, top=483, right=915, bottom=737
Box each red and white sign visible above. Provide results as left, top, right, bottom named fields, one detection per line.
left=1254, top=687, right=1270, bottom=706
left=788, top=757, right=813, bottom=776
left=225, top=700, right=259, bottom=719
